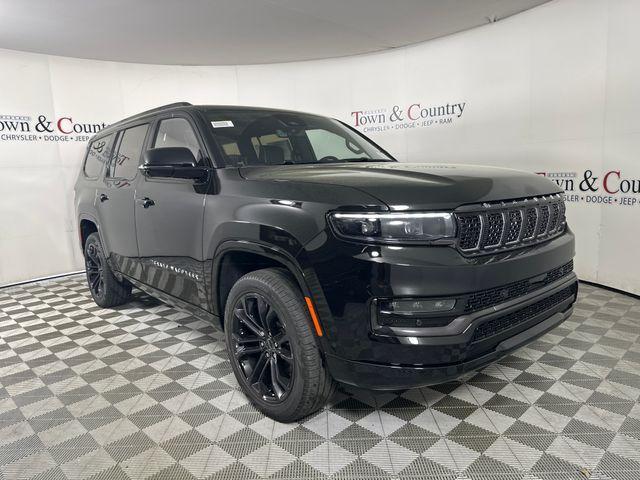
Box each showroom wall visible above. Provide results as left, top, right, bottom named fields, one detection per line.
left=1, top=0, right=638, bottom=294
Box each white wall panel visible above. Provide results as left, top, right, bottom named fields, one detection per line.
left=528, top=0, right=608, bottom=142
left=605, top=0, right=640, bottom=136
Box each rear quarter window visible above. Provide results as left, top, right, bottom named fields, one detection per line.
left=109, top=124, right=149, bottom=180
left=84, top=134, right=114, bottom=178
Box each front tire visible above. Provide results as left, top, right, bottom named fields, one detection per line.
left=224, top=268, right=335, bottom=422
left=84, top=232, right=131, bottom=308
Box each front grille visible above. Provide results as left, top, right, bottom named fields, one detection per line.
left=505, top=210, right=522, bottom=243
left=464, top=260, right=573, bottom=313
left=458, top=215, right=482, bottom=250
left=523, top=207, right=537, bottom=239
left=536, top=205, right=550, bottom=236
left=455, top=194, right=566, bottom=255
left=471, top=282, right=577, bottom=343
left=482, top=212, right=504, bottom=247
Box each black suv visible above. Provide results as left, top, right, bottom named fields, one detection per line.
left=74, top=102, right=577, bottom=421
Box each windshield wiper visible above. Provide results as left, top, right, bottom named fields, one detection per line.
left=342, top=157, right=394, bottom=163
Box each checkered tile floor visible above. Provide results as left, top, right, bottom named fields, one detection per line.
left=1, top=276, right=640, bottom=480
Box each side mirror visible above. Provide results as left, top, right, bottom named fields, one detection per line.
left=141, top=147, right=207, bottom=180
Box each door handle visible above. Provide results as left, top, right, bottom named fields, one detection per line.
left=99, top=193, right=109, bottom=203
left=139, top=197, right=155, bottom=209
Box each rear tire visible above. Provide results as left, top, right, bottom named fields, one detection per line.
left=84, top=232, right=131, bottom=308
left=224, top=268, right=335, bottom=422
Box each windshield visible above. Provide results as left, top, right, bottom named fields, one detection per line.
left=205, top=109, right=394, bottom=167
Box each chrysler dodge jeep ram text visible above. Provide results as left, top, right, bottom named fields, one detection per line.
left=74, top=102, right=577, bottom=421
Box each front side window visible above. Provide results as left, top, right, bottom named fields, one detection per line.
left=84, top=134, right=114, bottom=177
left=206, top=109, right=394, bottom=167
left=153, top=118, right=201, bottom=160
left=109, top=124, right=149, bottom=179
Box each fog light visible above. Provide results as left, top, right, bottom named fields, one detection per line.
left=380, top=298, right=456, bottom=315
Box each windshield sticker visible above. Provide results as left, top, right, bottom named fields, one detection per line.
left=211, top=120, right=234, bottom=128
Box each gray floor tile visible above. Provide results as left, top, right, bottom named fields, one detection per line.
left=0, top=276, right=639, bottom=479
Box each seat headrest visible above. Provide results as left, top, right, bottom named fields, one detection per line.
left=259, top=145, right=285, bottom=165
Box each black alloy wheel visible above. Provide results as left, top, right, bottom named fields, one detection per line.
left=223, top=268, right=335, bottom=422
left=231, top=293, right=294, bottom=402
left=83, top=232, right=131, bottom=308
left=85, top=242, right=105, bottom=298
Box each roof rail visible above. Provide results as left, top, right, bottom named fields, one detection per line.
left=109, top=102, right=193, bottom=129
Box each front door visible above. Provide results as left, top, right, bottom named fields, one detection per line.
left=134, top=116, right=209, bottom=309
left=97, top=122, right=150, bottom=280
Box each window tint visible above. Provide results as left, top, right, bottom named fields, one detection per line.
left=211, top=131, right=242, bottom=166
left=110, top=124, right=148, bottom=179
left=205, top=109, right=393, bottom=167
left=251, top=134, right=294, bottom=163
left=153, top=118, right=201, bottom=159
left=84, top=134, right=114, bottom=177
left=306, top=129, right=362, bottom=160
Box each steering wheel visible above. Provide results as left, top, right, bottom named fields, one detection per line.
left=318, top=155, right=339, bottom=163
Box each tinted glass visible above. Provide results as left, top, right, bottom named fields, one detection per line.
left=306, top=129, right=362, bottom=160
left=206, top=109, right=393, bottom=167
left=110, top=124, right=149, bottom=179
left=153, top=118, right=201, bottom=159
left=84, top=134, right=114, bottom=177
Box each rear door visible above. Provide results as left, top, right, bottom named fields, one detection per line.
left=134, top=115, right=209, bottom=309
left=96, top=122, right=150, bottom=279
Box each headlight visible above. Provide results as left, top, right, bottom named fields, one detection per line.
left=329, top=211, right=456, bottom=243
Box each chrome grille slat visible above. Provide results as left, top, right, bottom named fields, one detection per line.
left=457, top=214, right=483, bottom=250
left=536, top=204, right=550, bottom=237
left=499, top=211, right=508, bottom=246
left=455, top=194, right=566, bottom=255
left=481, top=211, right=505, bottom=248
left=505, top=209, right=523, bottom=244
left=523, top=207, right=538, bottom=240
left=548, top=203, right=560, bottom=233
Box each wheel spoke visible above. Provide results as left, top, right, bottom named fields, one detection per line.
left=272, top=331, right=288, bottom=344
left=90, top=274, right=101, bottom=291
left=235, top=308, right=264, bottom=338
left=265, top=308, right=277, bottom=332
left=277, top=348, right=293, bottom=363
left=248, top=352, right=269, bottom=385
left=273, top=332, right=293, bottom=363
left=238, top=346, right=263, bottom=358
left=232, top=332, right=260, bottom=345
left=242, top=295, right=256, bottom=320
left=269, top=356, right=286, bottom=399
left=232, top=330, right=264, bottom=357
left=87, top=246, right=100, bottom=265
left=256, top=296, right=272, bottom=333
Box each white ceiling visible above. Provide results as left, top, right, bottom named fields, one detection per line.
left=0, top=0, right=550, bottom=65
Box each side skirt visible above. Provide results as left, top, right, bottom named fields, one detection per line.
left=122, top=273, right=222, bottom=329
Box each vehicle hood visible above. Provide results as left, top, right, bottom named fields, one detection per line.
left=239, top=162, right=562, bottom=210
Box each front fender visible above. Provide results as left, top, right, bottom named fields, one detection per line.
left=212, top=236, right=310, bottom=289
left=208, top=238, right=335, bottom=356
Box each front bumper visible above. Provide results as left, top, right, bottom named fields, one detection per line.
left=301, top=229, right=576, bottom=389
left=325, top=274, right=577, bottom=390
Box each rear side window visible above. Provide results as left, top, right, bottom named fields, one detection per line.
left=110, top=124, right=149, bottom=179
left=84, top=134, right=114, bottom=178
left=153, top=118, right=201, bottom=159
